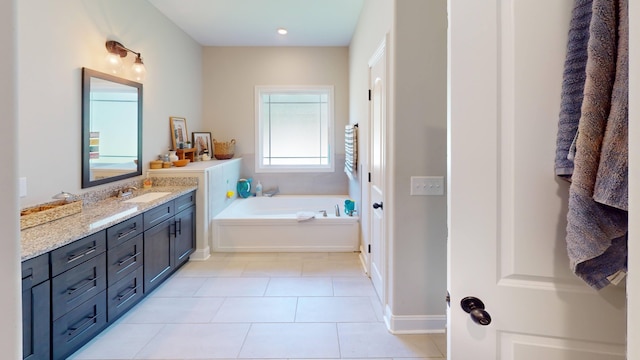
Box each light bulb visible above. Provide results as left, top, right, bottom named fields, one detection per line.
left=105, top=52, right=123, bottom=75
left=131, top=55, right=146, bottom=82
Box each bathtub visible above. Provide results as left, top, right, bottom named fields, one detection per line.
left=212, top=195, right=359, bottom=252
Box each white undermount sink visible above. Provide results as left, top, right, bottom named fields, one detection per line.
left=123, top=192, right=171, bottom=203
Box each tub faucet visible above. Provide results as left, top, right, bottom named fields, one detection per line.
left=264, top=186, right=280, bottom=197
left=319, top=210, right=327, bottom=217
left=335, top=204, right=340, bottom=217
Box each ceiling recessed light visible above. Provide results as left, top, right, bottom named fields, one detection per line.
left=277, top=28, right=288, bottom=35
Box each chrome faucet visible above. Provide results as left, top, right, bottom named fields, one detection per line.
left=319, top=210, right=327, bottom=217
left=118, top=186, right=137, bottom=198
left=335, top=204, right=340, bottom=217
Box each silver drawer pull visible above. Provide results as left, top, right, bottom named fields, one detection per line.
left=117, top=285, right=139, bottom=301
left=117, top=252, right=141, bottom=266
left=67, top=276, right=97, bottom=295
left=67, top=246, right=96, bottom=263
left=117, top=227, right=138, bottom=239
left=67, top=314, right=98, bottom=338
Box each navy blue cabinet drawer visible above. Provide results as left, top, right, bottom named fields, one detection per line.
left=51, top=231, right=106, bottom=277
left=107, top=266, right=144, bottom=322
left=52, top=291, right=107, bottom=360
left=107, top=233, right=143, bottom=287
left=144, top=201, right=174, bottom=230
left=52, top=252, right=107, bottom=321
left=106, top=214, right=143, bottom=249
left=175, top=191, right=196, bottom=213
left=21, top=253, right=49, bottom=289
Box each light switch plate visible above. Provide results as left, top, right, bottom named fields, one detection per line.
left=410, top=176, right=444, bottom=196
left=19, top=177, right=27, bottom=198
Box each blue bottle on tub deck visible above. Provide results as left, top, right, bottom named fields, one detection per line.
left=237, top=178, right=252, bottom=198
left=344, top=199, right=355, bottom=216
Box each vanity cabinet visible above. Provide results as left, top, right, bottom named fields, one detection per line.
left=22, top=253, right=50, bottom=360
left=21, top=189, right=196, bottom=360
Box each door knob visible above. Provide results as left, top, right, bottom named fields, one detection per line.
left=460, top=296, right=492, bottom=326
left=372, top=202, right=383, bottom=210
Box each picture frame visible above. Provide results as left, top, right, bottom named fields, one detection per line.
left=169, top=116, right=188, bottom=150
left=192, top=132, right=212, bottom=156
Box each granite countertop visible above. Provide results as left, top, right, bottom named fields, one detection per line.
left=21, top=184, right=197, bottom=261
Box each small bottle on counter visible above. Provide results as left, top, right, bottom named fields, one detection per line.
left=255, top=181, right=263, bottom=197
left=143, top=173, right=153, bottom=189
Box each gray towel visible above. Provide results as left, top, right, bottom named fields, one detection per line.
left=566, top=0, right=628, bottom=289
left=555, top=0, right=593, bottom=178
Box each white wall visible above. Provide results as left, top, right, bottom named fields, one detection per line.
left=349, top=0, right=394, bottom=249
left=349, top=0, right=448, bottom=332
left=1, top=0, right=21, bottom=356
left=202, top=46, right=349, bottom=194
left=391, top=0, right=448, bottom=327
left=17, top=0, right=203, bottom=207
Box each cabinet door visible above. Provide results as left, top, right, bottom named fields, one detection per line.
left=22, top=280, right=50, bottom=360
left=144, top=218, right=174, bottom=292
left=174, top=205, right=195, bottom=267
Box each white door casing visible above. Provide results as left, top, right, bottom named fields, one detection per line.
left=369, top=37, right=387, bottom=303
left=448, top=0, right=626, bottom=358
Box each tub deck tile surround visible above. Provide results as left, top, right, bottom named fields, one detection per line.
left=20, top=177, right=197, bottom=261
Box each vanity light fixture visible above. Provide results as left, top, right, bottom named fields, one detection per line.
left=105, top=40, right=146, bottom=82
left=277, top=28, right=288, bottom=35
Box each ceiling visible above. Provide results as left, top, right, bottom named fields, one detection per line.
left=148, top=0, right=365, bottom=47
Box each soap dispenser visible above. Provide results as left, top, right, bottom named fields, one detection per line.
left=255, top=181, right=263, bottom=197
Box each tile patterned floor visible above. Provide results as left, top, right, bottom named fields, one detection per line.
left=69, top=252, right=446, bottom=359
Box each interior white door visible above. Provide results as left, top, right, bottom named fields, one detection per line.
left=448, top=0, right=627, bottom=359
left=369, top=38, right=386, bottom=302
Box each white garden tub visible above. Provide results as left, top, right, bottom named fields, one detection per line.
left=212, top=195, right=359, bottom=252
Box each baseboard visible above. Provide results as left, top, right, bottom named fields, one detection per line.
left=383, top=305, right=446, bottom=334
left=190, top=247, right=211, bottom=261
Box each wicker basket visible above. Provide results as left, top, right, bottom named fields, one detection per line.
left=213, top=139, right=236, bottom=160
left=20, top=200, right=82, bottom=230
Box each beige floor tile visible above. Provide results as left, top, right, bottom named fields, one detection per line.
left=67, top=323, right=164, bottom=359
left=135, top=323, right=250, bottom=359
left=333, top=276, right=378, bottom=297
left=195, top=277, right=270, bottom=296
left=295, top=297, right=379, bottom=323
left=148, top=275, right=208, bottom=297
left=241, top=261, right=303, bottom=276
left=212, top=297, right=298, bottom=323
left=119, top=297, right=224, bottom=324
left=303, top=260, right=367, bottom=277
left=239, top=323, right=340, bottom=358
left=337, top=323, right=444, bottom=358
left=265, top=277, right=334, bottom=296
left=176, top=259, right=248, bottom=277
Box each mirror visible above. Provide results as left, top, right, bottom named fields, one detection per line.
left=82, top=68, right=142, bottom=188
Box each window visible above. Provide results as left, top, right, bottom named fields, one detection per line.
left=255, top=86, right=334, bottom=172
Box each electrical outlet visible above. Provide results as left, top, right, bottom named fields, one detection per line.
left=410, top=176, right=444, bottom=196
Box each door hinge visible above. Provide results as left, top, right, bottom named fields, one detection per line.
left=368, top=244, right=371, bottom=253
left=368, top=89, right=371, bottom=101
left=368, top=172, right=371, bottom=182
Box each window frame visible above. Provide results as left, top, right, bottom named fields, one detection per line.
left=254, top=85, right=335, bottom=173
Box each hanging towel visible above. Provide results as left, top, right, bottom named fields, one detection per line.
left=555, top=0, right=593, bottom=179
left=344, top=124, right=358, bottom=180
left=296, top=211, right=316, bottom=222
left=565, top=0, right=628, bottom=289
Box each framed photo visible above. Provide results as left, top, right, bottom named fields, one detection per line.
left=192, top=132, right=212, bottom=156
left=170, top=116, right=188, bottom=150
